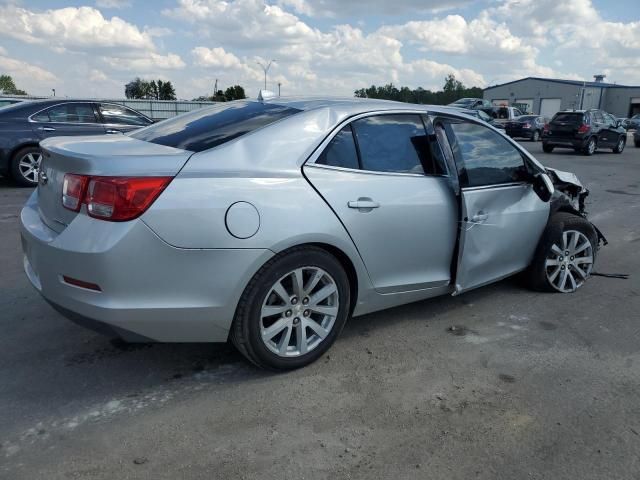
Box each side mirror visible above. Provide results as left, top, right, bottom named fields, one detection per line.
left=532, top=172, right=554, bottom=202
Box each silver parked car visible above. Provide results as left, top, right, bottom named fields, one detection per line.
left=21, top=98, right=604, bottom=369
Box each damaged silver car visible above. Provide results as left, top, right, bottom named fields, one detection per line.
left=21, top=98, right=605, bottom=370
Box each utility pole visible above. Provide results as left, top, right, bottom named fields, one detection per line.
left=278, top=82, right=281, bottom=97
left=257, top=60, right=275, bottom=90
left=52, top=88, right=56, bottom=97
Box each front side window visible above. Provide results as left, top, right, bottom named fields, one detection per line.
left=316, top=125, right=359, bottom=170
left=351, top=114, right=428, bottom=174
left=131, top=101, right=300, bottom=153
left=35, top=103, right=97, bottom=123
left=447, top=121, right=529, bottom=187
left=99, top=104, right=150, bottom=126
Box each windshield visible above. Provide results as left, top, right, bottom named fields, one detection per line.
left=450, top=98, right=475, bottom=107
left=130, top=101, right=301, bottom=153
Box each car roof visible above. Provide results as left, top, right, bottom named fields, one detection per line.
left=262, top=96, right=470, bottom=117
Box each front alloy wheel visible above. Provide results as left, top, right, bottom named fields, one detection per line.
left=613, top=137, right=625, bottom=153
left=11, top=147, right=42, bottom=187
left=583, top=137, right=596, bottom=156
left=544, top=230, right=594, bottom=293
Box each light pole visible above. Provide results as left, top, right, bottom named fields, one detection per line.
left=52, top=88, right=56, bottom=97
left=257, top=60, right=275, bottom=91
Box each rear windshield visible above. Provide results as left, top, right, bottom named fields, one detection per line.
left=130, top=101, right=301, bottom=152
left=552, top=113, right=584, bottom=124
left=517, top=115, right=538, bottom=121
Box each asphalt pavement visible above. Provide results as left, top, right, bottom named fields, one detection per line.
left=1, top=140, right=639, bottom=479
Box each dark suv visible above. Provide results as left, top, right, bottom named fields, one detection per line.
left=542, top=109, right=626, bottom=156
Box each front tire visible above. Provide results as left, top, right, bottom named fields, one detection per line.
left=11, top=146, right=42, bottom=187
left=612, top=136, right=625, bottom=153
left=526, top=213, right=597, bottom=293
left=542, top=143, right=554, bottom=153
left=231, top=246, right=351, bottom=370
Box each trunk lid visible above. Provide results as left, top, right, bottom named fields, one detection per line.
left=37, top=134, right=192, bottom=233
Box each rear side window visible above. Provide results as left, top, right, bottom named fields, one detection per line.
left=447, top=121, right=529, bottom=187
left=34, top=103, right=97, bottom=123
left=316, top=125, right=359, bottom=170
left=99, top=104, right=150, bottom=126
left=351, top=114, right=428, bottom=174
left=131, top=101, right=300, bottom=153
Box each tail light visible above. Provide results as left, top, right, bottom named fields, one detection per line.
left=62, top=174, right=172, bottom=221
left=543, top=123, right=550, bottom=133
left=578, top=124, right=591, bottom=134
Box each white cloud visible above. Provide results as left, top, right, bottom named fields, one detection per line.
left=0, top=53, right=58, bottom=94
left=192, top=47, right=243, bottom=69
left=278, top=0, right=472, bottom=17
left=103, top=52, right=186, bottom=70
left=0, top=5, right=154, bottom=51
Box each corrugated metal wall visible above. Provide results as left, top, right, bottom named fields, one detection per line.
left=0, top=95, right=218, bottom=120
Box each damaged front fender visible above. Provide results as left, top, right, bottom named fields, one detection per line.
left=545, top=167, right=608, bottom=247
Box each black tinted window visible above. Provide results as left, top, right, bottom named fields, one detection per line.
left=351, top=114, right=427, bottom=174
left=317, top=125, right=359, bottom=169
left=552, top=113, right=584, bottom=124
left=36, top=103, right=97, bottom=123
left=131, top=101, right=300, bottom=152
left=99, top=104, right=150, bottom=126
left=449, top=121, right=528, bottom=187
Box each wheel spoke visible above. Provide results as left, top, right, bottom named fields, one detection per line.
left=548, top=266, right=561, bottom=283
left=304, top=269, right=324, bottom=295
left=262, top=305, right=289, bottom=317
left=271, top=281, right=291, bottom=304
left=19, top=160, right=32, bottom=168
left=561, top=232, right=568, bottom=251
left=574, top=256, right=593, bottom=265
left=573, top=241, right=590, bottom=255
left=573, top=264, right=588, bottom=280
left=261, top=318, right=289, bottom=341
left=551, top=244, right=564, bottom=257
left=277, top=324, right=292, bottom=354
left=309, top=305, right=338, bottom=317
left=296, top=324, right=308, bottom=355
left=292, top=268, right=305, bottom=298
left=545, top=258, right=560, bottom=267
left=570, top=232, right=579, bottom=251
left=305, top=318, right=329, bottom=339
left=558, top=269, right=568, bottom=291
left=310, top=284, right=337, bottom=305
left=566, top=271, right=577, bottom=291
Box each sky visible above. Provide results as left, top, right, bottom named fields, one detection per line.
left=0, top=0, right=639, bottom=100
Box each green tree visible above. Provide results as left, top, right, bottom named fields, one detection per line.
left=125, top=78, right=176, bottom=100
left=0, top=74, right=27, bottom=95
left=224, top=85, right=246, bottom=101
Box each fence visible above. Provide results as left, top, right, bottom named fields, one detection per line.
left=0, top=95, right=218, bottom=121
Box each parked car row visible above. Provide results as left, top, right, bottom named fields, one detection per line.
left=0, top=99, right=153, bottom=186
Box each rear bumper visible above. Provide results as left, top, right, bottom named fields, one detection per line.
left=21, top=190, right=273, bottom=342
left=542, top=135, right=588, bottom=149
left=506, top=128, right=534, bottom=139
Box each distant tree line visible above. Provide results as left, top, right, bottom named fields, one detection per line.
left=125, top=78, right=177, bottom=100
left=354, top=74, right=483, bottom=105
left=193, top=85, right=247, bottom=102
left=0, top=75, right=27, bottom=95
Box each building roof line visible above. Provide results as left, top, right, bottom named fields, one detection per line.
left=484, top=76, right=640, bottom=90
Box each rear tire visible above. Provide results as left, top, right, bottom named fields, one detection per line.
left=231, top=246, right=351, bottom=370
left=582, top=137, right=597, bottom=156
left=542, top=143, right=554, bottom=153
left=526, top=213, right=597, bottom=293
left=10, top=146, right=42, bottom=187
left=612, top=136, right=625, bottom=153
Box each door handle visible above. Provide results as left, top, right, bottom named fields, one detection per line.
left=41, top=126, right=55, bottom=132
left=348, top=198, right=380, bottom=210
left=106, top=129, right=122, bottom=134
left=470, top=212, right=489, bottom=223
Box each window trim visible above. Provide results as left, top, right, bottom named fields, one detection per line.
left=307, top=109, right=449, bottom=178
left=28, top=101, right=100, bottom=125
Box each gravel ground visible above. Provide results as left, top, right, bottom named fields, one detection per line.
left=1, top=141, right=639, bottom=479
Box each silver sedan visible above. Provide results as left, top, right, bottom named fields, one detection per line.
left=21, top=98, right=603, bottom=369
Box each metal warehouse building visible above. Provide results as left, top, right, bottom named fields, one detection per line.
left=483, top=76, right=640, bottom=119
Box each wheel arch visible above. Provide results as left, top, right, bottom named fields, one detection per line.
left=10, top=141, right=41, bottom=162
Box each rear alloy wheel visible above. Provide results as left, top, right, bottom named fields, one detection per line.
left=231, top=247, right=350, bottom=370
left=11, top=146, right=42, bottom=187
left=532, top=130, right=540, bottom=142
left=526, top=212, right=597, bottom=293
left=583, top=137, right=597, bottom=156
left=612, top=136, right=625, bottom=153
